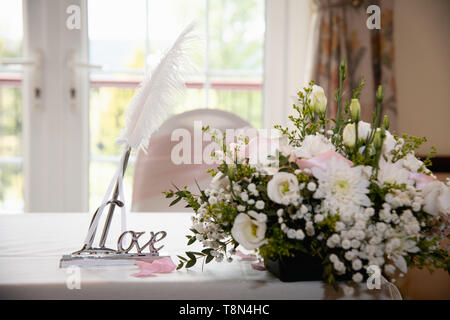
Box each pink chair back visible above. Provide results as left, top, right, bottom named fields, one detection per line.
left=132, top=109, right=251, bottom=212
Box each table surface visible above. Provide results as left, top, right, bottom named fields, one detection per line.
left=0, top=213, right=392, bottom=300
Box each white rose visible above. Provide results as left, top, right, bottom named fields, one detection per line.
left=267, top=172, right=299, bottom=204
left=231, top=213, right=267, bottom=250
left=357, top=121, right=372, bottom=140
left=422, top=181, right=450, bottom=216
left=343, top=123, right=356, bottom=147
left=343, top=121, right=372, bottom=147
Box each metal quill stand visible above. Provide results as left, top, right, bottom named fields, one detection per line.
left=78, top=147, right=131, bottom=255
left=60, top=146, right=167, bottom=267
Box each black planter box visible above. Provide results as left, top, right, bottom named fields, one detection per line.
left=265, top=251, right=354, bottom=282
left=265, top=251, right=324, bottom=282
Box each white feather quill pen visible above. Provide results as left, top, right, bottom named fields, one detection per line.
left=117, top=23, right=196, bottom=152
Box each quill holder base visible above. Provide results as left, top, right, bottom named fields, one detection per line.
left=60, top=253, right=169, bottom=268
left=60, top=228, right=169, bottom=268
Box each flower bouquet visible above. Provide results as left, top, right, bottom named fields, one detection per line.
left=165, top=61, right=449, bottom=290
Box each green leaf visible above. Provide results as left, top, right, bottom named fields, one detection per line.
left=206, top=255, right=214, bottom=264
left=169, top=197, right=182, bottom=206
left=186, top=252, right=196, bottom=260
left=177, top=255, right=187, bottom=262
left=201, top=248, right=214, bottom=255
left=185, top=260, right=196, bottom=268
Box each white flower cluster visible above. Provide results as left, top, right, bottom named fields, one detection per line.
left=183, top=85, right=449, bottom=288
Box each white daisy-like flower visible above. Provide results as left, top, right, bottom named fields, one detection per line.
left=312, top=158, right=371, bottom=216
left=293, top=134, right=335, bottom=159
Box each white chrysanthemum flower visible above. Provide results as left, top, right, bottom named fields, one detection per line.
left=377, top=157, right=412, bottom=186
left=312, top=158, right=371, bottom=215
left=293, top=134, right=335, bottom=159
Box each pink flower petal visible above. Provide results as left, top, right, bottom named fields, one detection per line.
left=131, top=257, right=176, bottom=278
left=235, top=250, right=258, bottom=261
left=296, top=150, right=353, bottom=172
left=251, top=261, right=266, bottom=271
left=409, top=172, right=436, bottom=190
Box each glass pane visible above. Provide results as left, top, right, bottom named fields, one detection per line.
left=0, top=162, right=23, bottom=212
left=0, top=87, right=22, bottom=157
left=174, top=88, right=206, bottom=114
left=209, top=0, right=264, bottom=72
left=0, top=88, right=23, bottom=212
left=0, top=0, right=23, bottom=61
left=208, top=88, right=262, bottom=128
left=147, top=0, right=206, bottom=71
left=0, top=0, right=23, bottom=213
left=90, top=87, right=137, bottom=157
left=89, top=87, right=138, bottom=210
left=89, top=160, right=134, bottom=212
left=88, top=0, right=146, bottom=71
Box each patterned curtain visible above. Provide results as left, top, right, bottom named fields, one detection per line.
left=312, top=0, right=397, bottom=131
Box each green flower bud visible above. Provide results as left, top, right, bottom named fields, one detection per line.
left=374, top=128, right=386, bottom=150
left=383, top=115, right=389, bottom=130
left=340, top=59, right=347, bottom=80
left=312, top=91, right=327, bottom=114
left=376, top=85, right=384, bottom=102
left=350, top=99, right=361, bottom=120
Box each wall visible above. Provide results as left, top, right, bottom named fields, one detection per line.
left=394, top=0, right=450, bottom=156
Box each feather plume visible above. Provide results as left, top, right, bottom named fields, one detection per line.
left=117, top=23, right=197, bottom=152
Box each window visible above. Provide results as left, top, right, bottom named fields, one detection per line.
left=87, top=0, right=265, bottom=210
left=0, top=0, right=23, bottom=213
left=0, top=0, right=311, bottom=213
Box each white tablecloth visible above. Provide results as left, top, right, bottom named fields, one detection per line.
left=0, top=213, right=391, bottom=299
